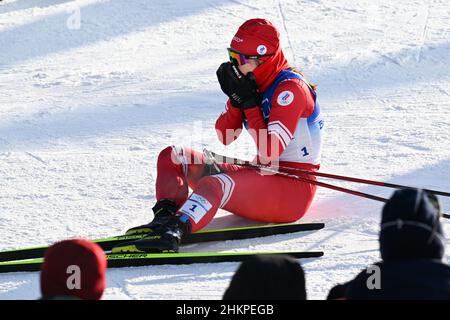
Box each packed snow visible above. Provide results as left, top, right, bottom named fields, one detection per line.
left=0, top=0, right=449, bottom=300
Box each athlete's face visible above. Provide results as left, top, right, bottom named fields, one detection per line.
left=227, top=48, right=262, bottom=75
left=238, top=59, right=260, bottom=75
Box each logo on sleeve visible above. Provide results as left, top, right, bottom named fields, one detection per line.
left=277, top=91, right=294, bottom=106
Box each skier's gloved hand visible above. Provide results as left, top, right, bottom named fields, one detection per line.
left=216, top=62, right=261, bottom=109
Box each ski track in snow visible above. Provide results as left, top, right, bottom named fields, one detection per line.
left=0, top=0, right=449, bottom=300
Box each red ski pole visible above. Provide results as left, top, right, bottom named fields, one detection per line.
left=205, top=150, right=450, bottom=219
left=207, top=151, right=450, bottom=198
left=281, top=166, right=450, bottom=198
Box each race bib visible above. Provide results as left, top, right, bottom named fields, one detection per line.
left=179, top=194, right=213, bottom=223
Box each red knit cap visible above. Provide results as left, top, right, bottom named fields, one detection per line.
left=230, top=18, right=280, bottom=57
left=230, top=18, right=290, bottom=92
left=40, top=239, right=107, bottom=300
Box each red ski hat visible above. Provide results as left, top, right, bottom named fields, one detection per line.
left=230, top=18, right=280, bottom=57
left=230, top=18, right=290, bottom=92
left=40, top=239, right=107, bottom=300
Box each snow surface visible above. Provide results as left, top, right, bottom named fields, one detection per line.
left=0, top=0, right=449, bottom=300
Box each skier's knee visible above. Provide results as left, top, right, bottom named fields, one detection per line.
left=158, top=145, right=185, bottom=166
left=158, top=146, right=174, bottom=161
left=194, top=176, right=224, bottom=199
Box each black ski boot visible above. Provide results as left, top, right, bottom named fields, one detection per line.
left=124, top=199, right=179, bottom=236
left=112, top=200, right=191, bottom=253
left=112, top=215, right=191, bottom=253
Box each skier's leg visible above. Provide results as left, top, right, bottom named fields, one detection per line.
left=154, top=145, right=239, bottom=204
left=113, top=146, right=232, bottom=252
left=123, top=146, right=207, bottom=236
left=221, top=169, right=317, bottom=222
left=177, top=175, right=226, bottom=232
left=155, top=146, right=206, bottom=206
left=152, top=145, right=246, bottom=232
left=178, top=168, right=317, bottom=233
left=177, top=167, right=316, bottom=232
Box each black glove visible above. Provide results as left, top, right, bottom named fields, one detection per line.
left=216, top=62, right=261, bottom=109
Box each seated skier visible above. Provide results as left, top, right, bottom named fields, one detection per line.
left=113, top=18, right=324, bottom=253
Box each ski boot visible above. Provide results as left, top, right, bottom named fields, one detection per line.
left=112, top=200, right=191, bottom=253
left=124, top=199, right=179, bottom=236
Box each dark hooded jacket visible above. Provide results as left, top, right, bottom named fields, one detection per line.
left=330, top=189, right=450, bottom=300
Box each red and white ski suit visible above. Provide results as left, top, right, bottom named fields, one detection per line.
left=155, top=76, right=321, bottom=233
left=154, top=19, right=324, bottom=232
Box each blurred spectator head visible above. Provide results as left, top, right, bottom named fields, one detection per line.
left=223, top=254, right=306, bottom=300
left=380, top=189, right=445, bottom=261
left=326, top=283, right=348, bottom=300
left=40, top=239, right=107, bottom=300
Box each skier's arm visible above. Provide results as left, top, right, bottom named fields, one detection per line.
left=215, top=100, right=244, bottom=145
left=243, top=79, right=313, bottom=163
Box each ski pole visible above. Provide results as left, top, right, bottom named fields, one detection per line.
left=246, top=159, right=450, bottom=220
left=205, top=150, right=450, bottom=220
left=207, top=150, right=450, bottom=198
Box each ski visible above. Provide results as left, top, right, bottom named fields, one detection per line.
left=0, top=251, right=324, bottom=273
left=0, top=222, right=324, bottom=262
